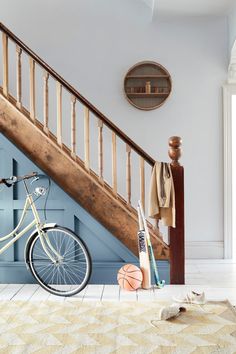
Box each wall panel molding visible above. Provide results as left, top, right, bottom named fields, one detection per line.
left=0, top=134, right=170, bottom=283
left=0, top=260, right=170, bottom=284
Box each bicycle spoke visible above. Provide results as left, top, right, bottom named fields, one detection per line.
left=62, top=265, right=78, bottom=285
left=36, top=263, right=53, bottom=280
left=63, top=235, right=74, bottom=258
left=64, top=248, right=86, bottom=260
left=63, top=264, right=84, bottom=283
left=64, top=263, right=88, bottom=275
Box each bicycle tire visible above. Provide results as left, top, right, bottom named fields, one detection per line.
left=27, top=226, right=92, bottom=297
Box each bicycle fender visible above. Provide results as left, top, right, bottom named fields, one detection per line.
left=24, top=223, right=57, bottom=268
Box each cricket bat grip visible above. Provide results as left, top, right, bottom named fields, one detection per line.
left=138, top=201, right=149, bottom=238
left=137, top=205, right=144, bottom=230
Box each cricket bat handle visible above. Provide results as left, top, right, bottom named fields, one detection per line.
left=138, top=230, right=151, bottom=289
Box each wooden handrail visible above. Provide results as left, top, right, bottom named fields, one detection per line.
left=0, top=22, right=155, bottom=166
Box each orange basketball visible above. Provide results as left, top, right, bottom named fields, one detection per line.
left=117, top=264, right=143, bottom=291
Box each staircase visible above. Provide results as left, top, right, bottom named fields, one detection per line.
left=0, top=23, right=184, bottom=284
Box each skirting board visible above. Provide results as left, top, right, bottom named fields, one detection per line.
left=0, top=261, right=170, bottom=285
left=186, top=241, right=224, bottom=259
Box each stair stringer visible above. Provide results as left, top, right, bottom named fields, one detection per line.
left=0, top=93, right=169, bottom=260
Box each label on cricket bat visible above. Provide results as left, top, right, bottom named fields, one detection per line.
left=138, top=230, right=151, bottom=289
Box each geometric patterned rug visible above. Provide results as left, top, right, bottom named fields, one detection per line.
left=0, top=300, right=235, bottom=353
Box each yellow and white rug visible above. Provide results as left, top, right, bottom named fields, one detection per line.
left=0, top=300, right=235, bottom=353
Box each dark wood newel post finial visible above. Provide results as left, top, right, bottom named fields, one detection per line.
left=168, top=136, right=182, bottom=166
left=168, top=136, right=185, bottom=285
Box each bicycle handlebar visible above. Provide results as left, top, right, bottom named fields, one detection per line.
left=18, top=172, right=38, bottom=181
left=0, top=172, right=38, bottom=187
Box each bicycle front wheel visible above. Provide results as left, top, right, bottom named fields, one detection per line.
left=27, top=226, right=92, bottom=297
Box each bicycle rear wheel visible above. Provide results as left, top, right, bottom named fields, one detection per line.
left=27, top=226, right=92, bottom=296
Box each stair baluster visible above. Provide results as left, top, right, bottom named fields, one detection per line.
left=84, top=106, right=90, bottom=170
left=140, top=156, right=145, bottom=212
left=29, top=58, right=36, bottom=121
left=126, top=144, right=131, bottom=205
left=2, top=33, right=8, bottom=97
left=16, top=45, right=22, bottom=109
left=112, top=132, right=117, bottom=195
left=56, top=82, right=62, bottom=147
left=43, top=71, right=49, bottom=135
left=98, top=119, right=103, bottom=180
left=71, top=95, right=76, bottom=159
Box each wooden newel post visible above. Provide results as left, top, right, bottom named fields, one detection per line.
left=168, top=136, right=185, bottom=284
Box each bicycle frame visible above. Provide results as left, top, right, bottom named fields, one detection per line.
left=0, top=180, right=61, bottom=262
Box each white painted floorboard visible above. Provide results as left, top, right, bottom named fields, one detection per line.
left=47, top=292, right=66, bottom=302
left=102, top=285, right=120, bottom=301
left=120, top=287, right=137, bottom=301
left=137, top=287, right=155, bottom=302
left=66, top=285, right=88, bottom=302
left=30, top=285, right=51, bottom=301
left=0, top=261, right=236, bottom=304
left=0, top=284, right=24, bottom=300
left=11, top=284, right=39, bottom=301
left=83, top=284, right=104, bottom=302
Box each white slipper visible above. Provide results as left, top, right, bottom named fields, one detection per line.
left=173, top=291, right=206, bottom=305
left=159, top=304, right=186, bottom=320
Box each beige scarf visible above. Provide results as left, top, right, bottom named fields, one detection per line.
left=149, top=161, right=176, bottom=227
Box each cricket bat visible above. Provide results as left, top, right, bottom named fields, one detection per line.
left=137, top=205, right=151, bottom=289
left=138, top=200, right=165, bottom=289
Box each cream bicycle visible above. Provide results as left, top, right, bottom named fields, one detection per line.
left=0, top=172, right=92, bottom=297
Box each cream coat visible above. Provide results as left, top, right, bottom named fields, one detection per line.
left=149, top=161, right=176, bottom=228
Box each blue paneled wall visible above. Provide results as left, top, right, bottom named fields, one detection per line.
left=0, top=134, right=169, bottom=284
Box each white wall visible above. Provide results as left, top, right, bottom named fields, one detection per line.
left=228, top=0, right=236, bottom=55
left=0, top=0, right=228, bottom=258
